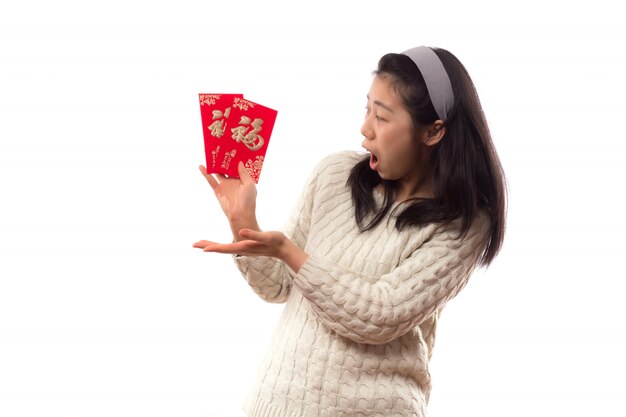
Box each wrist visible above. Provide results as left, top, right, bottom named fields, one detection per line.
left=230, top=218, right=260, bottom=242
left=278, top=237, right=308, bottom=273
left=227, top=208, right=257, bottom=225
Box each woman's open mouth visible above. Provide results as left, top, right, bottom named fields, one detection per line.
left=369, top=153, right=379, bottom=171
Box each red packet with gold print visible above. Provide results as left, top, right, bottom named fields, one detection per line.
left=212, top=96, right=278, bottom=183
left=198, top=94, right=244, bottom=171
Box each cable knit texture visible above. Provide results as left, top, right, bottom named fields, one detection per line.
left=234, top=151, right=490, bottom=417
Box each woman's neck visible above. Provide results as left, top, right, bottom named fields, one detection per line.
left=375, top=179, right=434, bottom=203
left=395, top=173, right=434, bottom=202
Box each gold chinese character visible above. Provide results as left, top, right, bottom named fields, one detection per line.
left=211, top=145, right=220, bottom=167
left=208, top=107, right=231, bottom=138
left=231, top=116, right=264, bottom=151
left=221, top=149, right=237, bottom=170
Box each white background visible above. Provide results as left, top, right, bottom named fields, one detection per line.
left=1, top=1, right=625, bottom=416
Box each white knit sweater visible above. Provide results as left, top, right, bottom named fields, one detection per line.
left=234, top=151, right=490, bottom=417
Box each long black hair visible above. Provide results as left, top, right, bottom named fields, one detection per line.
left=347, top=48, right=506, bottom=266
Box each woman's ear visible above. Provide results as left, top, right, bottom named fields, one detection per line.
left=424, top=120, right=446, bottom=147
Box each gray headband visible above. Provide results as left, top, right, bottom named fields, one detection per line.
left=402, top=46, right=454, bottom=121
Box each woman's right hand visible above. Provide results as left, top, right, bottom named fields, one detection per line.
left=199, top=162, right=260, bottom=241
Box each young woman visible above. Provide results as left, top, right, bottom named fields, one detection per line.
left=194, top=46, right=506, bottom=417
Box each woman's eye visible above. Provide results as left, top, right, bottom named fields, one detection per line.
left=364, top=106, right=386, bottom=122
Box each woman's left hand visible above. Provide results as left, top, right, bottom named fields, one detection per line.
left=193, top=229, right=309, bottom=273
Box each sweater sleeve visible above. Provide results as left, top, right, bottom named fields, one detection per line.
left=233, top=153, right=335, bottom=303
left=291, top=213, right=491, bottom=344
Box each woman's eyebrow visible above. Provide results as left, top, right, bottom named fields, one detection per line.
left=366, top=94, right=395, bottom=113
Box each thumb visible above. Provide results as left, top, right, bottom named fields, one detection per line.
left=238, top=228, right=266, bottom=242
left=238, top=161, right=254, bottom=185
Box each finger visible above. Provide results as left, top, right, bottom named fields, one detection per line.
left=192, top=240, right=212, bottom=248
left=206, top=174, right=219, bottom=189
left=198, top=165, right=212, bottom=180
left=238, top=228, right=266, bottom=242
left=199, top=166, right=219, bottom=189
left=238, top=161, right=254, bottom=185
left=202, top=241, right=250, bottom=254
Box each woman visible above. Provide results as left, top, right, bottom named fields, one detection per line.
left=194, top=46, right=506, bottom=417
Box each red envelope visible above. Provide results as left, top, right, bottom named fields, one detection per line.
left=205, top=96, right=277, bottom=184
left=198, top=94, right=243, bottom=171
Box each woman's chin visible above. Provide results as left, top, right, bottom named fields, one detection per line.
left=376, top=170, right=391, bottom=180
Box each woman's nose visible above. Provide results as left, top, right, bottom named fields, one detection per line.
left=360, top=119, right=373, bottom=142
